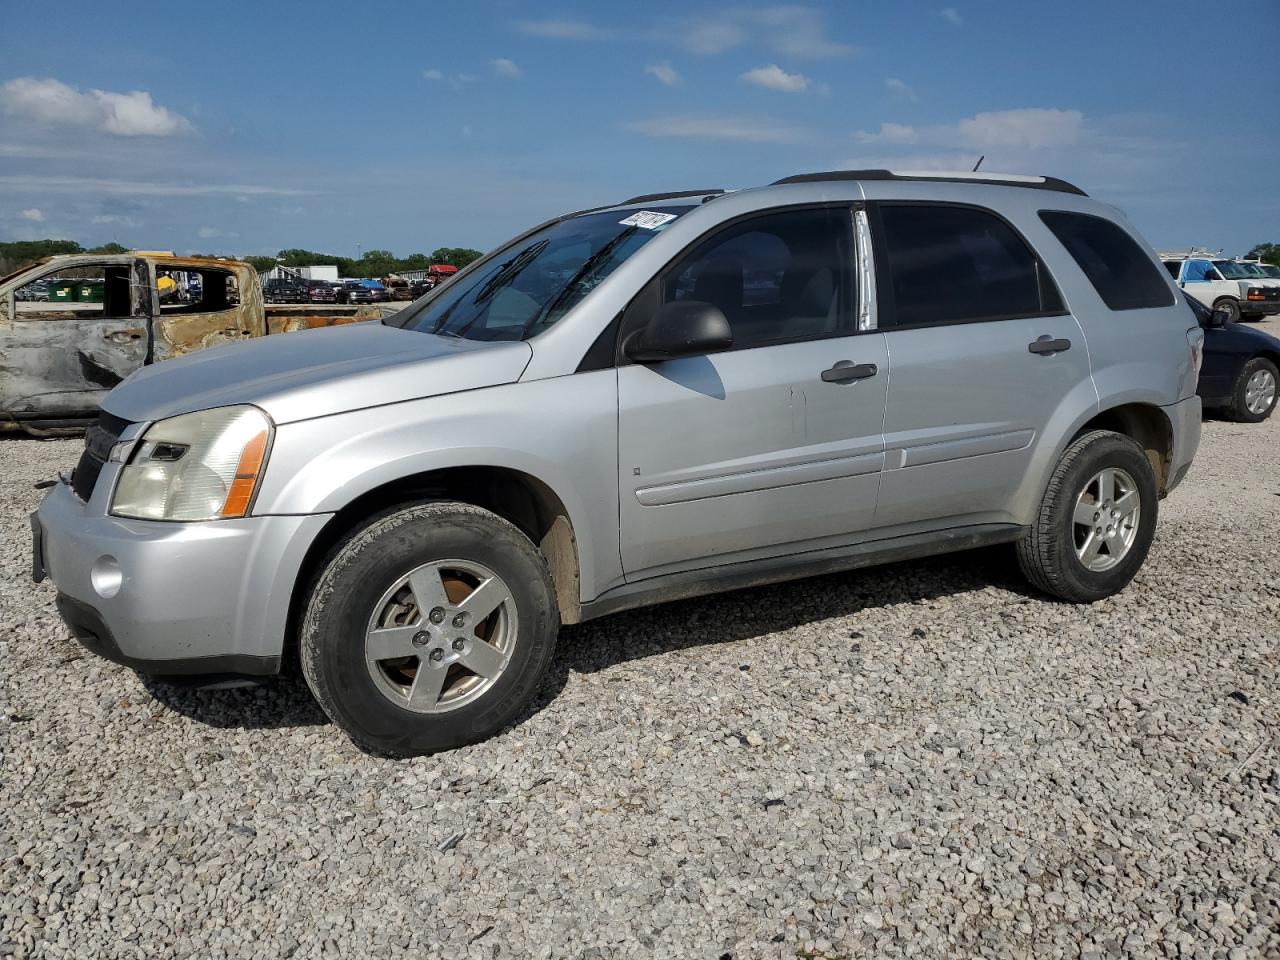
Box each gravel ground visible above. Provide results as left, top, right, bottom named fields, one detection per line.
left=2, top=386, right=1278, bottom=958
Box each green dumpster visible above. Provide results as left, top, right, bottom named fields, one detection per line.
left=75, top=280, right=105, bottom=303
left=47, top=281, right=75, bottom=302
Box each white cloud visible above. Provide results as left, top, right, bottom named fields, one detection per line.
left=956, top=108, right=1082, bottom=149
left=624, top=114, right=809, bottom=144
left=885, top=78, right=918, bottom=102
left=740, top=64, right=812, bottom=94
left=941, top=7, right=963, bottom=25
left=683, top=22, right=747, bottom=55
left=844, top=151, right=981, bottom=172
left=491, top=58, right=523, bottom=79
left=856, top=121, right=920, bottom=145
left=92, top=214, right=140, bottom=227
left=19, top=207, right=44, bottom=222
left=514, top=18, right=609, bottom=40
left=0, top=77, right=191, bottom=137
left=0, top=174, right=312, bottom=197
left=422, top=68, right=444, bottom=81
left=680, top=7, right=853, bottom=59
left=855, top=108, right=1083, bottom=151
left=644, top=62, right=682, bottom=86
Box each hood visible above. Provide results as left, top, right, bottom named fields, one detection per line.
left=103, top=322, right=532, bottom=425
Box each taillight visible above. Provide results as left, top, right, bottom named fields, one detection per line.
left=1187, top=327, right=1205, bottom=377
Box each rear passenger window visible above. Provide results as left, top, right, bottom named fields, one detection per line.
left=876, top=204, right=1059, bottom=328
left=1039, top=211, right=1174, bottom=311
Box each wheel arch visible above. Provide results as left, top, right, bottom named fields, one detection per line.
left=285, top=465, right=585, bottom=669
left=1069, top=402, right=1174, bottom=495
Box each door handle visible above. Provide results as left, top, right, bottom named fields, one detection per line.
left=1028, top=335, right=1071, bottom=355
left=821, top=360, right=878, bottom=383
left=104, top=328, right=145, bottom=343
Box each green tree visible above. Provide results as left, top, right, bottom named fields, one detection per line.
left=0, top=239, right=84, bottom=274
left=429, top=246, right=484, bottom=268
left=1245, top=243, right=1280, bottom=266
left=242, top=255, right=279, bottom=273
left=87, top=241, right=129, bottom=255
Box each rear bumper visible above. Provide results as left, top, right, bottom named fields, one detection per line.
left=35, top=479, right=331, bottom=676
left=1161, top=395, right=1201, bottom=494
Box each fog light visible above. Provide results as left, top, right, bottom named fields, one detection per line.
left=90, top=556, right=123, bottom=599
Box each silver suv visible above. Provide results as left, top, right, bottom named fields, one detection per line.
left=33, top=171, right=1203, bottom=756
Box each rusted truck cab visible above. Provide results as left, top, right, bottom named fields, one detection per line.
left=1, top=253, right=370, bottom=434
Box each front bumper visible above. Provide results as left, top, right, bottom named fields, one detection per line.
left=35, top=480, right=330, bottom=676
left=1241, top=296, right=1280, bottom=316
left=1161, top=395, right=1201, bottom=494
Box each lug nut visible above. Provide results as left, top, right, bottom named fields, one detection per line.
left=452, top=638, right=465, bottom=651
left=412, top=632, right=430, bottom=648
left=452, top=613, right=467, bottom=628
left=429, top=607, right=446, bottom=624
left=428, top=648, right=444, bottom=662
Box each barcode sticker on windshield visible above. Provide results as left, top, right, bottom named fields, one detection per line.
left=619, top=210, right=678, bottom=230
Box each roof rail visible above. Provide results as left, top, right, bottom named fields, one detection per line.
left=622, top=189, right=725, bottom=205
left=771, top=169, right=1088, bottom=197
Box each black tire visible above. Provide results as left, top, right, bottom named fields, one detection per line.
left=300, top=501, right=559, bottom=757
left=1213, top=297, right=1242, bottom=323
left=1016, top=430, right=1158, bottom=603
left=1225, top=356, right=1279, bottom=423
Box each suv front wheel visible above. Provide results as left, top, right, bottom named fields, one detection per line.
left=1016, top=430, right=1158, bottom=603
left=300, top=501, right=560, bottom=757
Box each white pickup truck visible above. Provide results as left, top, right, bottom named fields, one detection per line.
left=1160, top=252, right=1280, bottom=322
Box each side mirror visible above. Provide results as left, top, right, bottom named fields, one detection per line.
left=1210, top=306, right=1231, bottom=326
left=624, top=300, right=733, bottom=363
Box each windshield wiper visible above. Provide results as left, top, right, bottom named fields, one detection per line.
left=471, top=240, right=549, bottom=306
left=522, top=228, right=638, bottom=337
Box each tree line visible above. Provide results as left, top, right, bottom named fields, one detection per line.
left=0, top=239, right=485, bottom=278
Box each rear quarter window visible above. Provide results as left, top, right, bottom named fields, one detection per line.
left=1039, top=211, right=1174, bottom=311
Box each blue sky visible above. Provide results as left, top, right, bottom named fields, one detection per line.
left=1, top=0, right=1277, bottom=258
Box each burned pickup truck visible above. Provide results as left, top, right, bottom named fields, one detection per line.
left=1, top=252, right=379, bottom=434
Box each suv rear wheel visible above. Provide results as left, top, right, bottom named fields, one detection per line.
left=300, top=501, right=559, bottom=757
left=1016, top=430, right=1158, bottom=603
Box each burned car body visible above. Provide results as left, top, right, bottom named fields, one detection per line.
left=0, top=253, right=375, bottom=434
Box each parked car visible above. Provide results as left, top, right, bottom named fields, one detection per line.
left=384, top=278, right=414, bottom=301
left=34, top=171, right=1202, bottom=756
left=361, top=282, right=391, bottom=303
left=1255, top=262, right=1280, bottom=281
left=263, top=278, right=305, bottom=304
left=1, top=254, right=377, bottom=433
left=336, top=281, right=375, bottom=304
left=408, top=280, right=434, bottom=299
left=303, top=280, right=337, bottom=304
left=1186, top=292, right=1279, bottom=422
left=15, top=280, right=49, bottom=301
left=1161, top=254, right=1280, bottom=322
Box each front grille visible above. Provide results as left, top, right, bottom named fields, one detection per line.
left=71, top=411, right=131, bottom=502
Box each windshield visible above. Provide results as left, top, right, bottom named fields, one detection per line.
left=1262, top=264, right=1280, bottom=279
left=391, top=206, right=692, bottom=341
left=1237, top=263, right=1265, bottom=277
left=1214, top=260, right=1251, bottom=279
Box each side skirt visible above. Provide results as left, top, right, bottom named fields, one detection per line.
left=579, top=523, right=1026, bottom=623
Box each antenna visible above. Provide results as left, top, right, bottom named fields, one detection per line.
left=972, top=155, right=984, bottom=172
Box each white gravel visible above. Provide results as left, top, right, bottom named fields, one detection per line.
left=2, top=389, right=1278, bottom=958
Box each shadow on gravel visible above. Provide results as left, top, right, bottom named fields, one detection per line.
left=141, top=674, right=327, bottom=730
left=512, top=544, right=1038, bottom=729
left=139, top=545, right=1033, bottom=742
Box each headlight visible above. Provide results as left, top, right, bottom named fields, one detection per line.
left=110, top=405, right=272, bottom=521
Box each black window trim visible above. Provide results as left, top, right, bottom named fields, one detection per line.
left=1037, top=208, right=1176, bottom=311
left=583, top=201, right=868, bottom=371
left=867, top=199, right=1070, bottom=333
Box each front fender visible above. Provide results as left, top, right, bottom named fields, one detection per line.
left=251, top=372, right=622, bottom=602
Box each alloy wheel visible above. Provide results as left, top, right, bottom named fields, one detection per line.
left=1072, top=467, right=1141, bottom=572
left=364, top=559, right=517, bottom=714
left=1245, top=368, right=1277, bottom=416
